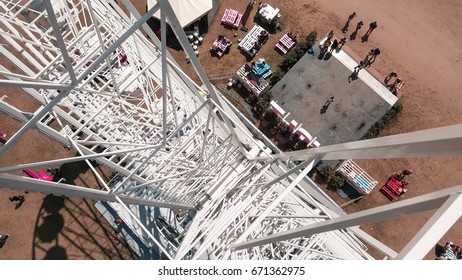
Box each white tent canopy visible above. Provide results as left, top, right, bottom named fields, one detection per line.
left=147, top=0, right=213, bottom=28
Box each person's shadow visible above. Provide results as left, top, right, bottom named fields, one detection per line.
left=361, top=34, right=369, bottom=43
left=15, top=200, right=24, bottom=209
left=341, top=21, right=350, bottom=33
left=320, top=103, right=331, bottom=114
left=318, top=49, right=327, bottom=60
left=348, top=70, right=359, bottom=83
left=350, top=30, right=358, bottom=41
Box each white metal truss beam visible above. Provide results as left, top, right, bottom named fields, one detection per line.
left=0, top=79, right=71, bottom=90
left=114, top=0, right=206, bottom=103
left=154, top=0, right=247, bottom=156
left=0, top=0, right=461, bottom=261
left=0, top=173, right=193, bottom=210
left=0, top=1, right=160, bottom=155
left=395, top=193, right=462, bottom=260
left=229, top=158, right=319, bottom=248
left=349, top=227, right=398, bottom=259
left=231, top=184, right=462, bottom=252
left=252, top=124, right=462, bottom=161
left=0, top=102, right=169, bottom=186
left=43, top=0, right=77, bottom=84
left=0, top=144, right=163, bottom=173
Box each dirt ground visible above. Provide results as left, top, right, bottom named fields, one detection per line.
left=0, top=115, right=137, bottom=260
left=308, top=0, right=462, bottom=260
left=1, top=0, right=461, bottom=259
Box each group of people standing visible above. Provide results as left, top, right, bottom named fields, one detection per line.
left=354, top=47, right=381, bottom=73
left=327, top=12, right=381, bottom=73
left=393, top=169, right=412, bottom=194
left=320, top=30, right=347, bottom=55
left=342, top=12, right=378, bottom=39
left=384, top=71, right=404, bottom=96
left=343, top=13, right=405, bottom=96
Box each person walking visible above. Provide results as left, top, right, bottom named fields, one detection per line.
left=338, top=35, right=347, bottom=48
left=353, top=58, right=367, bottom=74
left=329, top=39, right=339, bottom=53
left=384, top=70, right=397, bottom=84
left=364, top=48, right=380, bottom=63
left=320, top=39, right=331, bottom=55
left=9, top=195, right=25, bottom=209
left=367, top=48, right=375, bottom=57
left=0, top=234, right=9, bottom=246
left=47, top=167, right=60, bottom=176
left=354, top=63, right=364, bottom=72
left=398, top=169, right=413, bottom=181
left=355, top=21, right=364, bottom=31
left=9, top=195, right=25, bottom=202
left=114, top=218, right=123, bottom=226
left=327, top=30, right=334, bottom=41
left=114, top=218, right=123, bottom=233
left=257, top=2, right=263, bottom=11
left=324, top=96, right=335, bottom=107
left=365, top=21, right=377, bottom=36
left=367, top=48, right=381, bottom=65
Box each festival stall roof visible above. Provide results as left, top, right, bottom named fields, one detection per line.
left=147, top=0, right=213, bottom=28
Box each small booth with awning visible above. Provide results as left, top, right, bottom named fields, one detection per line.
left=147, top=0, right=214, bottom=30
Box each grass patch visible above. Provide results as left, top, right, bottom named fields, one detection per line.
left=362, top=101, right=403, bottom=139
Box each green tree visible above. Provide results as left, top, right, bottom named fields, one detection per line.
left=305, top=31, right=318, bottom=48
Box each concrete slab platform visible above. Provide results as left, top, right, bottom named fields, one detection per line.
left=271, top=42, right=397, bottom=146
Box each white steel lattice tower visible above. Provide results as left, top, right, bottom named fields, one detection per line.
left=0, top=0, right=461, bottom=260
